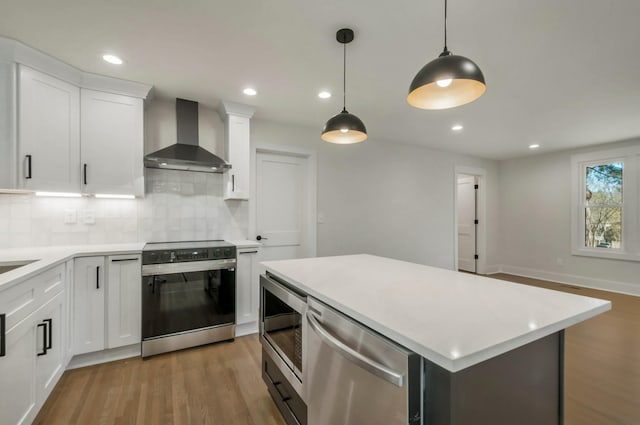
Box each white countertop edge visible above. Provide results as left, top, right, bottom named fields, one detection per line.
left=228, top=240, right=261, bottom=249
left=0, top=243, right=145, bottom=291
left=264, top=266, right=612, bottom=372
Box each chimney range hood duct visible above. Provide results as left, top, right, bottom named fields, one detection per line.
left=144, top=98, right=231, bottom=173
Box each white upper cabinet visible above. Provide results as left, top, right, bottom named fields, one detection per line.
left=18, top=65, right=80, bottom=192
left=218, top=101, right=255, bottom=200
left=0, top=37, right=151, bottom=194
left=81, top=89, right=144, bottom=196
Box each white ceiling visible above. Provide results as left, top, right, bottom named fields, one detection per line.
left=2, top=0, right=639, bottom=159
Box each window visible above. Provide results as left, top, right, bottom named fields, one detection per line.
left=572, top=146, right=639, bottom=261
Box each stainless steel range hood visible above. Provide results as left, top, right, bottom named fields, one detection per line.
left=144, top=98, right=231, bottom=173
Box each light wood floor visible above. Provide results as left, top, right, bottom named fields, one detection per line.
left=34, top=335, right=285, bottom=425
left=35, top=274, right=640, bottom=425
left=491, top=273, right=640, bottom=425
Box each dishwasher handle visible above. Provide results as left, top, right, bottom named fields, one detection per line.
left=306, top=311, right=404, bottom=387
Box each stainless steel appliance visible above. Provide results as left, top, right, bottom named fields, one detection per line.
left=304, top=297, right=422, bottom=425
left=260, top=273, right=307, bottom=425
left=141, top=240, right=236, bottom=357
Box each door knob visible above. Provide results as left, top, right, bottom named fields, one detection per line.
left=256, top=235, right=268, bottom=241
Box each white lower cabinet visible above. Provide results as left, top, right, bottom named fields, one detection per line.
left=106, top=255, right=141, bottom=348
left=0, top=263, right=67, bottom=425
left=0, top=310, right=38, bottom=425
left=35, top=291, right=65, bottom=406
left=236, top=248, right=259, bottom=325
left=73, top=256, right=105, bottom=355
left=73, top=254, right=142, bottom=355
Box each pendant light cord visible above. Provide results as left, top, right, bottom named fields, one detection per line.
left=342, top=41, right=347, bottom=112
left=442, top=0, right=450, bottom=56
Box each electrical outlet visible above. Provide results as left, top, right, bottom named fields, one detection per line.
left=63, top=209, right=76, bottom=224
left=82, top=210, right=96, bottom=225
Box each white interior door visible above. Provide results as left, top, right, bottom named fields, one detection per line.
left=457, top=175, right=477, bottom=272
left=254, top=151, right=313, bottom=263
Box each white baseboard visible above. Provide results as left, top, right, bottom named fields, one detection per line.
left=67, top=344, right=141, bottom=370
left=490, top=264, right=640, bottom=297
left=483, top=264, right=502, bottom=275
left=236, top=321, right=258, bottom=337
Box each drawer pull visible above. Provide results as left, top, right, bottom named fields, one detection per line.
left=0, top=313, right=5, bottom=357
left=44, top=318, right=52, bottom=350
left=37, top=322, right=48, bottom=356
left=96, top=266, right=100, bottom=289
left=239, top=251, right=258, bottom=254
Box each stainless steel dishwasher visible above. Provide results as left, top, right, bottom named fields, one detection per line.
left=304, top=298, right=422, bottom=425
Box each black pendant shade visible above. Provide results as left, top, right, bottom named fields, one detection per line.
left=407, top=0, right=486, bottom=110
left=321, top=108, right=368, bottom=144
left=321, top=28, right=367, bottom=144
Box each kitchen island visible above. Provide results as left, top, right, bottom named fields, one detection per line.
left=260, top=254, right=611, bottom=425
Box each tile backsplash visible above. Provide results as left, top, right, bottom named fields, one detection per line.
left=0, top=168, right=248, bottom=249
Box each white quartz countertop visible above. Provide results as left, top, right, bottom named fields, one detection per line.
left=0, top=243, right=145, bottom=290
left=262, top=254, right=611, bottom=372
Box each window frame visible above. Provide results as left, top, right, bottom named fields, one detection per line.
left=571, top=146, right=639, bottom=261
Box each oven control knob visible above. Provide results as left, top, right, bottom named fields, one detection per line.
left=149, top=252, right=158, bottom=263
left=223, top=248, right=232, bottom=257
left=213, top=248, right=222, bottom=258
left=161, top=252, right=171, bottom=262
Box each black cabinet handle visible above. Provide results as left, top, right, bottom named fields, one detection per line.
left=232, top=174, right=235, bottom=192
left=239, top=250, right=258, bottom=254
left=37, top=322, right=47, bottom=356
left=96, top=266, right=100, bottom=289
left=0, top=313, right=6, bottom=357
left=83, top=163, right=88, bottom=185
left=25, top=155, right=32, bottom=179
left=111, top=258, right=138, bottom=262
left=256, top=235, right=268, bottom=241
left=44, top=318, right=52, bottom=350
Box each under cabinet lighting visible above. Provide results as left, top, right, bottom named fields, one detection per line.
left=95, top=194, right=135, bottom=199
left=318, top=91, right=331, bottom=99
left=243, top=88, right=257, bottom=96
left=35, top=192, right=82, bottom=198
left=529, top=144, right=540, bottom=149
left=451, top=124, right=464, bottom=131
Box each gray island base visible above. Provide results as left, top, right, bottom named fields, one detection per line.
left=259, top=254, right=610, bottom=425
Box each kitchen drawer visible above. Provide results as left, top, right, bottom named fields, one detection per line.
left=0, top=264, right=65, bottom=330
left=262, top=348, right=307, bottom=425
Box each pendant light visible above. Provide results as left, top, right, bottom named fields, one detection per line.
left=321, top=28, right=367, bottom=144
left=407, top=0, right=486, bottom=110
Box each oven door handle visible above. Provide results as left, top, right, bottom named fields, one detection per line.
left=142, top=259, right=236, bottom=276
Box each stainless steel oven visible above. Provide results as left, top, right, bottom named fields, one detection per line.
left=141, top=240, right=236, bottom=357
left=260, top=272, right=307, bottom=396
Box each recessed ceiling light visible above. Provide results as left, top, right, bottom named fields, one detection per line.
left=451, top=124, right=463, bottom=131
left=318, top=91, right=331, bottom=99
left=102, top=54, right=123, bottom=65
left=243, top=88, right=257, bottom=96
left=529, top=144, right=540, bottom=149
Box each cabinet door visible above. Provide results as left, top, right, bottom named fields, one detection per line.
left=106, top=255, right=141, bottom=348
left=236, top=249, right=258, bottom=324
left=35, top=291, right=65, bottom=406
left=73, top=256, right=105, bottom=354
left=18, top=65, right=80, bottom=192
left=224, top=115, right=250, bottom=200
left=80, top=89, right=144, bottom=196
left=0, top=313, right=37, bottom=425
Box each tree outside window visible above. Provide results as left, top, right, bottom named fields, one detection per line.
left=584, top=162, right=623, bottom=249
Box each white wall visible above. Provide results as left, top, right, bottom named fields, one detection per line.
left=251, top=119, right=500, bottom=270
left=498, top=138, right=640, bottom=294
